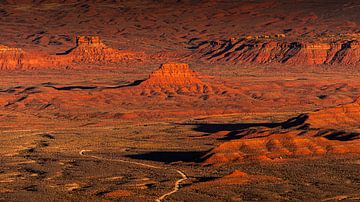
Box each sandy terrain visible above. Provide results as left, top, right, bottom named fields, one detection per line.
left=0, top=0, right=360, bottom=201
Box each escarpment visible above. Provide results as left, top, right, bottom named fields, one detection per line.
left=0, top=36, right=146, bottom=70
left=0, top=45, right=62, bottom=70
left=191, top=36, right=360, bottom=65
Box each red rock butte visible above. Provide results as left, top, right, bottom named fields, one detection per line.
left=64, top=36, right=142, bottom=64
left=139, top=63, right=212, bottom=94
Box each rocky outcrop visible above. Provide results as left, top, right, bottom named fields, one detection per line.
left=0, top=45, right=62, bottom=70
left=0, top=36, right=147, bottom=70
left=191, top=38, right=360, bottom=65
left=61, top=36, right=144, bottom=64
left=0, top=45, right=23, bottom=70
left=202, top=133, right=360, bottom=165
left=199, top=98, right=360, bottom=166
left=305, top=98, right=360, bottom=129
left=138, top=63, right=213, bottom=95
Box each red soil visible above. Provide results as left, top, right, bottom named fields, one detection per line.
left=104, top=189, right=133, bottom=198
left=203, top=133, right=360, bottom=165
left=306, top=98, right=360, bottom=129
left=188, top=170, right=280, bottom=189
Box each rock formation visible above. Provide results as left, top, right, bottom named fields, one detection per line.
left=0, top=45, right=23, bottom=70
left=61, top=36, right=143, bottom=64
left=191, top=37, right=360, bottom=65
left=202, top=133, right=360, bottom=165
left=0, top=45, right=62, bottom=70
left=138, top=63, right=213, bottom=95
left=305, top=98, right=360, bottom=129
left=201, top=98, right=360, bottom=165
left=0, top=36, right=147, bottom=70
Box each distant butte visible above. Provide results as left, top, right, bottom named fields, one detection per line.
left=60, top=36, right=145, bottom=65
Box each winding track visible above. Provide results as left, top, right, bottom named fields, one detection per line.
left=79, top=150, right=188, bottom=202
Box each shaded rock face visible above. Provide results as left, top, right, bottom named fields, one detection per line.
left=139, top=63, right=212, bottom=95
left=192, top=38, right=360, bottom=65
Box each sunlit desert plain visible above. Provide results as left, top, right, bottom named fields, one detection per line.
left=0, top=0, right=360, bottom=201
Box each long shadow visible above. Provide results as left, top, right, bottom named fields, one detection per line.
left=184, top=114, right=360, bottom=141
left=46, top=86, right=98, bottom=90
left=126, top=151, right=208, bottom=164
left=315, top=130, right=360, bottom=141
left=43, top=79, right=145, bottom=91
left=184, top=114, right=309, bottom=134
left=103, top=79, right=145, bottom=89
left=56, top=47, right=76, bottom=55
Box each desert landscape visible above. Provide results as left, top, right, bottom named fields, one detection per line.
left=0, top=0, right=360, bottom=201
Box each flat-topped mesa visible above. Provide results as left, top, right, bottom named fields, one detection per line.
left=63, top=35, right=141, bottom=64
left=139, top=63, right=212, bottom=94
left=193, top=37, right=360, bottom=65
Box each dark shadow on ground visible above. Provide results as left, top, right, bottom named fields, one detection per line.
left=46, top=85, right=98, bottom=90
left=315, top=129, right=360, bottom=141
left=126, top=151, right=208, bottom=163
left=43, top=79, right=145, bottom=91
left=184, top=114, right=359, bottom=141
left=56, top=47, right=76, bottom=55
left=184, top=114, right=309, bottom=134
left=104, top=79, right=145, bottom=89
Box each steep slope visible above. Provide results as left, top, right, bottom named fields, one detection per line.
left=0, top=45, right=23, bottom=70
left=137, top=63, right=213, bottom=95
left=202, top=133, right=360, bottom=165
left=0, top=44, right=62, bottom=70
left=305, top=98, right=360, bottom=129
left=201, top=99, right=360, bottom=165
left=59, top=36, right=145, bottom=64
left=191, top=36, right=360, bottom=65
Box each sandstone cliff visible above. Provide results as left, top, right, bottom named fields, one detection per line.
left=191, top=37, right=360, bottom=65
left=138, top=63, right=213, bottom=95
left=61, top=36, right=144, bottom=64
left=0, top=45, right=62, bottom=70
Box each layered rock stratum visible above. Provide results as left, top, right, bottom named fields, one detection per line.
left=201, top=98, right=360, bottom=165
left=191, top=36, right=360, bottom=65
left=61, top=36, right=144, bottom=64
left=203, top=134, right=360, bottom=165
left=138, top=63, right=213, bottom=95
left=0, top=36, right=146, bottom=69
left=0, top=44, right=61, bottom=70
